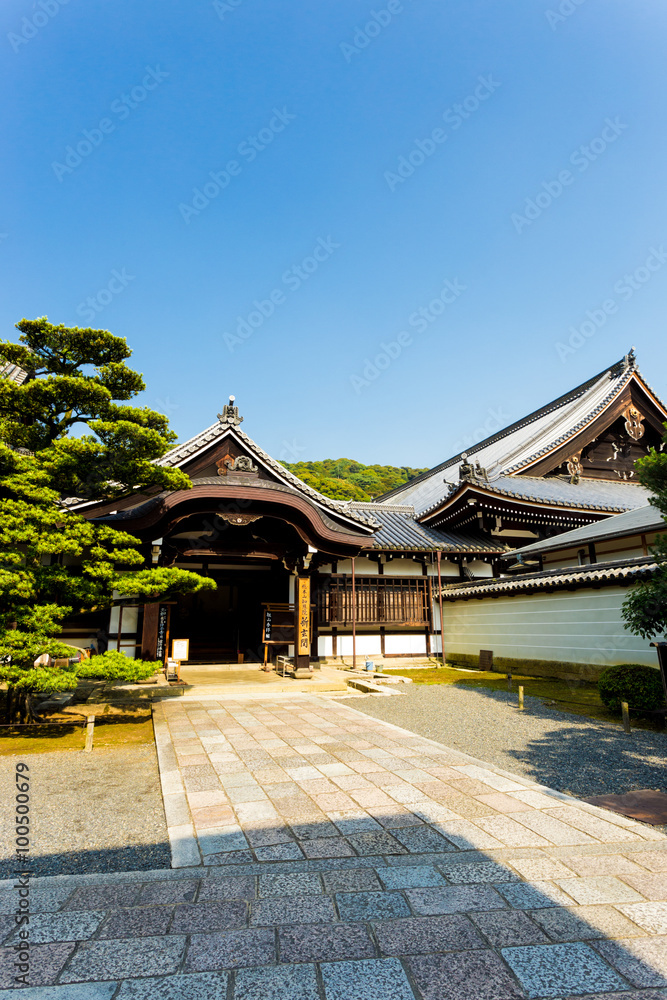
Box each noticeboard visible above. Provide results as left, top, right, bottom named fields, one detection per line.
left=172, top=638, right=190, bottom=661
left=262, top=604, right=294, bottom=644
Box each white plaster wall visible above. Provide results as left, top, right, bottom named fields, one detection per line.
left=318, top=635, right=333, bottom=657
left=336, top=558, right=379, bottom=575
left=444, top=585, right=655, bottom=667
left=385, top=634, right=427, bottom=655
left=465, top=560, right=493, bottom=578
left=337, top=635, right=382, bottom=655
left=382, top=559, right=424, bottom=577
left=427, top=560, right=460, bottom=577
left=109, top=606, right=138, bottom=636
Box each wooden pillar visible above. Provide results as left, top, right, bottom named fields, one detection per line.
left=141, top=603, right=160, bottom=660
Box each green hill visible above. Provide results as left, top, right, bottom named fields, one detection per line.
left=282, top=458, right=428, bottom=501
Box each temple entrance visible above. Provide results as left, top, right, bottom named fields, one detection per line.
left=170, top=561, right=289, bottom=663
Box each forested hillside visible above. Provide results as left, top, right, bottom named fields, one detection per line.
left=282, top=458, right=428, bottom=501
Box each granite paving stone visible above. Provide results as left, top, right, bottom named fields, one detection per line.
left=406, top=884, right=506, bottom=915
left=250, top=894, right=336, bottom=925
left=170, top=900, right=247, bottom=933
left=594, top=937, right=667, bottom=987
left=529, top=904, right=642, bottom=942
left=407, top=950, right=524, bottom=1000
left=376, top=865, right=447, bottom=889
left=184, top=928, right=276, bottom=971
left=497, top=881, right=577, bottom=909
left=0, top=986, right=118, bottom=1000
left=620, top=875, right=667, bottom=900
left=300, top=837, right=356, bottom=859
left=632, top=852, right=667, bottom=873
left=346, top=832, right=407, bottom=856
left=197, top=875, right=256, bottom=901
left=0, top=942, right=75, bottom=989
left=374, top=913, right=484, bottom=955
left=321, top=957, right=415, bottom=1000
left=471, top=909, right=550, bottom=947
left=114, top=971, right=229, bottom=999
left=437, top=860, right=521, bottom=884
left=502, top=941, right=627, bottom=997
left=5, top=910, right=104, bottom=944
left=321, top=869, right=383, bottom=893
left=336, top=890, right=411, bottom=920
left=391, top=826, right=455, bottom=853
left=138, top=879, right=200, bottom=905
left=259, top=873, right=322, bottom=896
left=97, top=906, right=173, bottom=939
left=60, top=936, right=187, bottom=982
left=278, top=922, right=375, bottom=963
left=619, top=902, right=667, bottom=935
left=564, top=854, right=646, bottom=877
left=554, top=875, right=644, bottom=905
left=253, top=842, right=305, bottom=861
left=63, top=884, right=141, bottom=911
left=233, top=962, right=320, bottom=1000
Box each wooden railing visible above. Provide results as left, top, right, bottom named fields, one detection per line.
left=316, top=576, right=431, bottom=626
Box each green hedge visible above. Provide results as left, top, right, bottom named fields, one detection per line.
left=77, top=651, right=161, bottom=684
left=598, top=663, right=665, bottom=712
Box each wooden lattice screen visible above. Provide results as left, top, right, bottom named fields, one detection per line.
left=316, top=576, right=431, bottom=626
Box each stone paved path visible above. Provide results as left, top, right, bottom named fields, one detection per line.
left=4, top=694, right=667, bottom=998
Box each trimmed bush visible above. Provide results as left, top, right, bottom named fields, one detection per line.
left=77, top=651, right=161, bottom=684
left=598, top=663, right=665, bottom=712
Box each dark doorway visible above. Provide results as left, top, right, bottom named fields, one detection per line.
left=171, top=561, right=289, bottom=663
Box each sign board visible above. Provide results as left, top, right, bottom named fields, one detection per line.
left=156, top=606, right=169, bottom=662
left=172, top=639, right=190, bottom=661
left=297, top=577, right=311, bottom=656
left=262, top=604, right=294, bottom=644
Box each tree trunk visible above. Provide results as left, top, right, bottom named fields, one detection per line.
left=6, top=688, right=44, bottom=725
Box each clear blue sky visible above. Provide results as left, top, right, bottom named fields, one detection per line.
left=3, top=0, right=667, bottom=468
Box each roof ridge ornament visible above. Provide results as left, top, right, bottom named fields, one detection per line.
left=218, top=395, right=243, bottom=426
left=624, top=346, right=637, bottom=371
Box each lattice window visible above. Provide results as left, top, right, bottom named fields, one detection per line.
left=317, top=576, right=431, bottom=626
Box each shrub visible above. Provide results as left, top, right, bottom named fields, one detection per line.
left=77, top=651, right=161, bottom=684
left=598, top=663, right=665, bottom=712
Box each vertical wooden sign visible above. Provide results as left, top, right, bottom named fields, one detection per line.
left=156, top=606, right=169, bottom=663
left=297, top=578, right=310, bottom=655
left=295, top=577, right=311, bottom=671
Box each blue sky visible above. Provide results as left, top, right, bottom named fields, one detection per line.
left=2, top=0, right=667, bottom=468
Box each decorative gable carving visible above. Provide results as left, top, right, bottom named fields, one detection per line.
left=623, top=405, right=645, bottom=441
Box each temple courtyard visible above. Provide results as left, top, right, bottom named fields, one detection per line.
left=2, top=691, right=667, bottom=997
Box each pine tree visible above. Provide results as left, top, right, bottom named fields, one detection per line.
left=622, top=427, right=667, bottom=641
left=0, top=319, right=214, bottom=722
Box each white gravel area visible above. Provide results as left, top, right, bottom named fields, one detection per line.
left=0, top=744, right=170, bottom=877
left=341, top=684, right=667, bottom=798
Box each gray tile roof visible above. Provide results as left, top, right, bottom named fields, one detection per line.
left=376, top=352, right=663, bottom=514
left=96, top=478, right=375, bottom=538
left=504, top=503, right=665, bottom=558
left=344, top=503, right=506, bottom=552
left=157, top=420, right=376, bottom=532
left=442, top=555, right=658, bottom=600
left=421, top=475, right=651, bottom=521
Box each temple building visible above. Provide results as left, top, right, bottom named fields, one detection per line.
left=65, top=350, right=665, bottom=672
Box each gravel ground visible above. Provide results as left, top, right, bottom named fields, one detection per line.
left=0, top=744, right=170, bottom=877
left=341, top=684, right=667, bottom=799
